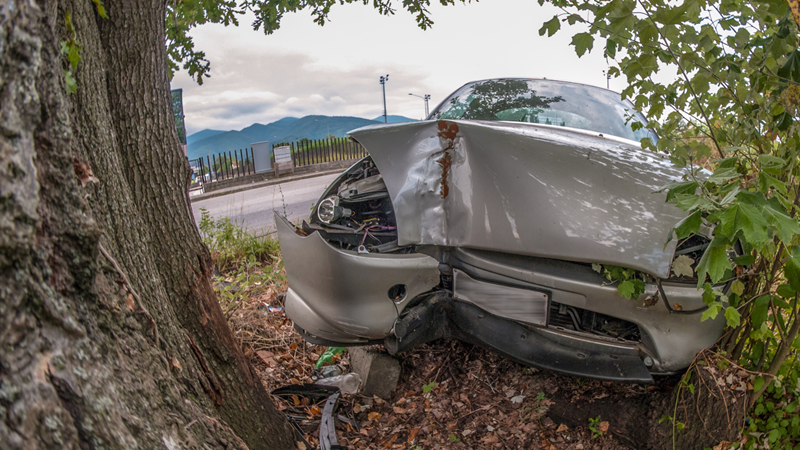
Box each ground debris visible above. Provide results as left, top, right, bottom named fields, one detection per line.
left=221, top=282, right=634, bottom=450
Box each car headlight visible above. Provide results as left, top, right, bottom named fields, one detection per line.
left=317, top=197, right=337, bottom=223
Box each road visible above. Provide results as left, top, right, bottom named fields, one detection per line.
left=190, top=174, right=339, bottom=236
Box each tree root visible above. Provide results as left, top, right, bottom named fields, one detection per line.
left=98, top=242, right=169, bottom=371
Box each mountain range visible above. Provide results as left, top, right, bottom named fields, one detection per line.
left=186, top=115, right=416, bottom=160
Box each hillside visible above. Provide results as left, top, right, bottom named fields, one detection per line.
left=187, top=115, right=416, bottom=160
left=187, top=129, right=225, bottom=145
left=371, top=115, right=420, bottom=123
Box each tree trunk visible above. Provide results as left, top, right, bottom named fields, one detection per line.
left=0, top=1, right=294, bottom=448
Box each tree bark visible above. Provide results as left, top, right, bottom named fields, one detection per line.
left=0, top=1, right=294, bottom=448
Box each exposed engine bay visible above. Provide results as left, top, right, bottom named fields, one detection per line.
left=303, top=158, right=403, bottom=253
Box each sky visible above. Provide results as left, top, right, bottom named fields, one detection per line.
left=170, top=0, right=638, bottom=136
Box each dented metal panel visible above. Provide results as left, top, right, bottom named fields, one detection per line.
left=349, top=120, right=688, bottom=278
left=275, top=213, right=440, bottom=340
left=453, top=269, right=548, bottom=326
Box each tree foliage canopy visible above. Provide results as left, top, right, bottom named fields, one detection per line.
left=538, top=0, right=800, bottom=445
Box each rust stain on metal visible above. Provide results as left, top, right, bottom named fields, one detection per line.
left=437, top=120, right=459, bottom=140
left=436, top=121, right=459, bottom=199
left=436, top=152, right=452, bottom=199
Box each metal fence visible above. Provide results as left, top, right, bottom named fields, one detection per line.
left=191, top=147, right=255, bottom=184
left=190, top=138, right=367, bottom=185
left=289, top=138, right=367, bottom=167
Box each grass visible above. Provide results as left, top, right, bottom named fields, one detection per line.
left=198, top=208, right=284, bottom=315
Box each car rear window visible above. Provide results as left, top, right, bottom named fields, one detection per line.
left=431, top=79, right=655, bottom=142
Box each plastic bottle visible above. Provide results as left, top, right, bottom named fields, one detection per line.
left=314, top=372, right=362, bottom=394
left=313, top=364, right=343, bottom=380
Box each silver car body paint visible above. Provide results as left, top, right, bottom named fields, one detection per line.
left=275, top=213, right=440, bottom=342
left=348, top=120, right=687, bottom=278
left=453, top=269, right=548, bottom=326
left=451, top=248, right=725, bottom=372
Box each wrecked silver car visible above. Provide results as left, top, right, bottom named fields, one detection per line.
left=276, top=78, right=727, bottom=383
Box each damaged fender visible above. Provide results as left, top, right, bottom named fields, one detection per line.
left=275, top=212, right=440, bottom=342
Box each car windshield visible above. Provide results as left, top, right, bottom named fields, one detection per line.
left=431, top=79, right=655, bottom=142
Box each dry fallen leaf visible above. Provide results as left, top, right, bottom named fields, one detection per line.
left=170, top=356, right=182, bottom=371
left=599, top=421, right=609, bottom=433
left=392, top=407, right=407, bottom=414
left=72, top=157, right=99, bottom=186
left=310, top=405, right=321, bottom=416
left=367, top=412, right=382, bottom=421
left=407, top=426, right=420, bottom=443
left=125, top=293, right=135, bottom=312
left=292, top=395, right=300, bottom=407
left=482, top=434, right=499, bottom=444
left=256, top=351, right=276, bottom=367
left=556, top=424, right=569, bottom=432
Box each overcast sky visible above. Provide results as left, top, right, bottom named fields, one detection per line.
left=171, top=0, right=637, bottom=136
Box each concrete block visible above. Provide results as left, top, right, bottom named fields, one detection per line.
left=348, top=348, right=401, bottom=399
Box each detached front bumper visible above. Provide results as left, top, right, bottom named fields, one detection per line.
left=275, top=213, right=440, bottom=343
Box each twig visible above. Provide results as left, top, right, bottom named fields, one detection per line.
left=98, top=242, right=168, bottom=371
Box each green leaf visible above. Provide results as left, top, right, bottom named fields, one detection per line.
left=63, top=70, right=77, bottom=94
left=732, top=254, right=755, bottom=266
left=539, top=16, right=560, bottom=37
left=776, top=284, right=796, bottom=299
left=758, top=173, right=787, bottom=195
left=724, top=306, right=741, bottom=327
left=695, top=238, right=731, bottom=287
left=92, top=0, right=109, bottom=18
left=717, top=204, right=770, bottom=248
left=777, top=51, right=800, bottom=83
left=751, top=295, right=771, bottom=329
left=705, top=167, right=739, bottom=185
left=605, top=38, right=617, bottom=58
left=673, top=210, right=702, bottom=239
left=571, top=33, right=594, bottom=57
left=618, top=280, right=636, bottom=299
left=786, top=246, right=800, bottom=292
left=775, top=112, right=793, bottom=131
left=730, top=280, right=744, bottom=296
left=701, top=301, right=723, bottom=321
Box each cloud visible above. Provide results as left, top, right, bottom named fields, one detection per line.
left=173, top=48, right=435, bottom=134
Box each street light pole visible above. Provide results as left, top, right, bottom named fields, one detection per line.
left=409, top=93, right=431, bottom=118
left=380, top=74, right=389, bottom=123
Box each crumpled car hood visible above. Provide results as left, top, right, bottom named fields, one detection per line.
left=349, top=120, right=688, bottom=278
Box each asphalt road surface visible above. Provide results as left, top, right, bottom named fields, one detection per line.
left=191, top=173, right=339, bottom=236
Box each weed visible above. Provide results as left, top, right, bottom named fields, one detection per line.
left=422, top=381, right=436, bottom=393
left=589, top=416, right=604, bottom=439
left=448, top=433, right=461, bottom=442
left=199, top=208, right=283, bottom=313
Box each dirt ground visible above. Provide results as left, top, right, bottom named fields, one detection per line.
left=226, top=286, right=677, bottom=450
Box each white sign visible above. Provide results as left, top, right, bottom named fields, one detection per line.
left=274, top=145, right=292, bottom=164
